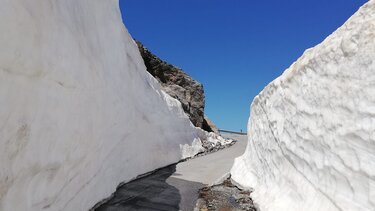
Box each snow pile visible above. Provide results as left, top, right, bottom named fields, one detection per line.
left=206, top=132, right=234, bottom=147
left=231, top=1, right=375, bottom=211
left=182, top=131, right=234, bottom=159
left=0, top=1, right=209, bottom=210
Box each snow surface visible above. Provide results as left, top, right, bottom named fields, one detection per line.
left=231, top=1, right=375, bottom=211
left=206, top=132, right=234, bottom=147
left=0, top=1, right=210, bottom=210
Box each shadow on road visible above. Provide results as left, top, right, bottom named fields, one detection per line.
left=94, top=164, right=203, bottom=211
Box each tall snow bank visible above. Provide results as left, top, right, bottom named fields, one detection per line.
left=0, top=1, right=206, bottom=210
left=231, top=1, right=375, bottom=211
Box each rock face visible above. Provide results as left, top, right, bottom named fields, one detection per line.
left=231, top=1, right=375, bottom=211
left=202, top=116, right=220, bottom=134
left=136, top=41, right=216, bottom=132
left=0, top=1, right=209, bottom=210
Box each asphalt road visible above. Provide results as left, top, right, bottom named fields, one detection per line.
left=95, top=133, right=248, bottom=211
left=171, top=133, right=248, bottom=186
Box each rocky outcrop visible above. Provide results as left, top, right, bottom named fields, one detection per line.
left=231, top=1, right=375, bottom=211
left=202, top=116, right=219, bottom=134
left=136, top=41, right=217, bottom=132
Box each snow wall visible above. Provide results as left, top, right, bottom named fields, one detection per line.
left=0, top=1, right=207, bottom=210
left=231, top=1, right=375, bottom=211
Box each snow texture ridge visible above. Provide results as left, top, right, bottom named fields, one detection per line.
left=0, top=1, right=207, bottom=210
left=231, top=1, right=375, bottom=211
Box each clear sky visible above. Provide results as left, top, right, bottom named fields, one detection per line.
left=119, top=0, right=367, bottom=132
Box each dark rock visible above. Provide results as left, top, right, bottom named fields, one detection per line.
left=136, top=41, right=217, bottom=132
left=202, top=116, right=219, bottom=134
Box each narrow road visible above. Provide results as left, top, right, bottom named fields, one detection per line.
left=95, top=134, right=248, bottom=211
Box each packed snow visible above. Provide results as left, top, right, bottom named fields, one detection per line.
left=0, top=1, right=215, bottom=210
left=206, top=132, right=234, bottom=147
left=231, top=1, right=375, bottom=211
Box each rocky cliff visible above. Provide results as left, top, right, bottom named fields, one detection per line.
left=0, top=1, right=210, bottom=210
left=136, top=41, right=217, bottom=133
left=231, top=1, right=375, bottom=211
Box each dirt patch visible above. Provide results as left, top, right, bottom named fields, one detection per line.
left=195, top=177, right=257, bottom=211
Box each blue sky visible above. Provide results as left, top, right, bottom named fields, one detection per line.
left=119, top=0, right=367, bottom=132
